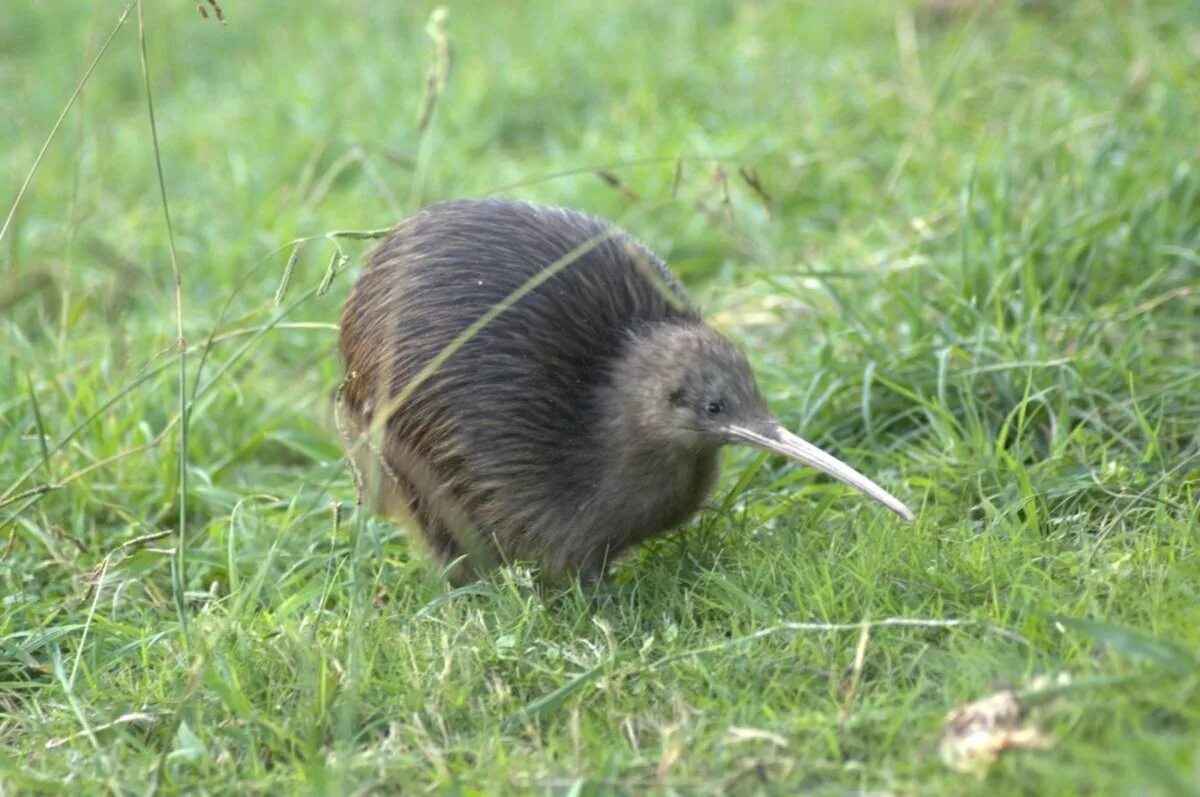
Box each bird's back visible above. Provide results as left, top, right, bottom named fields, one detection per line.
left=339, top=199, right=699, bottom=531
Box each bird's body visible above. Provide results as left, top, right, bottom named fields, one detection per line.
left=339, top=199, right=912, bottom=582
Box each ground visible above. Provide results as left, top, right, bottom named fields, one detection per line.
left=1, top=1, right=1198, bottom=793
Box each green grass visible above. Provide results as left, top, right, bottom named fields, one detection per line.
left=2, top=0, right=1199, bottom=793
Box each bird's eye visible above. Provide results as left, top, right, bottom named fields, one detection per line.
left=705, top=400, right=725, bottom=415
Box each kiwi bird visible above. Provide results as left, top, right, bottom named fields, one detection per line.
left=338, top=199, right=913, bottom=583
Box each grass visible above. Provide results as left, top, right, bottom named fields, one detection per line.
left=2, top=0, right=1198, bottom=793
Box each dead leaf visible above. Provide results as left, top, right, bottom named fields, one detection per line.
left=938, top=683, right=1059, bottom=775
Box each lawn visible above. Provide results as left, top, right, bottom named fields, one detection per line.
left=2, top=0, right=1198, bottom=793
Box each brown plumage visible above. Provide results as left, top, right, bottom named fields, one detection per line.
left=338, top=199, right=913, bottom=583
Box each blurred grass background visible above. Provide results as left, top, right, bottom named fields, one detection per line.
left=2, top=1, right=1198, bottom=793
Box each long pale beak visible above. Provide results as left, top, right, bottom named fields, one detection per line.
left=724, top=423, right=915, bottom=521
